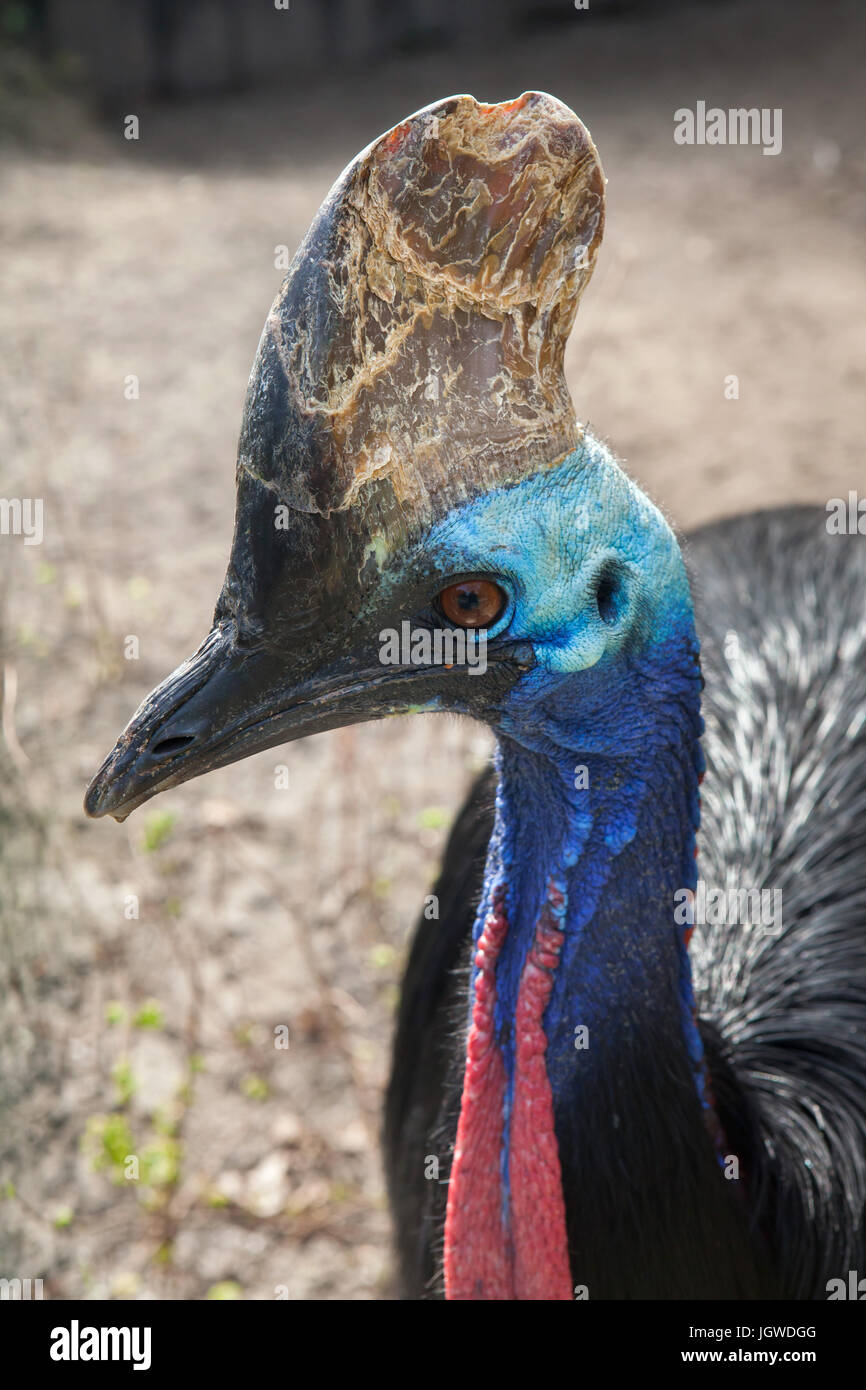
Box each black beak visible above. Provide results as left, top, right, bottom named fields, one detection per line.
left=83, top=609, right=529, bottom=822
left=83, top=621, right=395, bottom=822
left=84, top=623, right=291, bottom=821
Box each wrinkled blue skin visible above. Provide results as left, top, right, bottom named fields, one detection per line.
left=424, top=435, right=712, bottom=1212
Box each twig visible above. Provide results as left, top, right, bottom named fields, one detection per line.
left=2, top=663, right=30, bottom=772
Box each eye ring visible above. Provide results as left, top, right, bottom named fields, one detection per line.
left=435, top=578, right=508, bottom=630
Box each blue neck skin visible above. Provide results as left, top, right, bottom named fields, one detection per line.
left=485, top=624, right=710, bottom=1177
left=424, top=439, right=716, bottom=1194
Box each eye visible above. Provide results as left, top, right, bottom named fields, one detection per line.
left=436, top=579, right=506, bottom=629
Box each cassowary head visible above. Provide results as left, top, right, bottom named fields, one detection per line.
left=85, top=91, right=693, bottom=823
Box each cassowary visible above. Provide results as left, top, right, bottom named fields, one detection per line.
left=85, top=93, right=866, bottom=1300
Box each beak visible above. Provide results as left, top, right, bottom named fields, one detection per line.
left=84, top=616, right=529, bottom=822
left=82, top=621, right=402, bottom=822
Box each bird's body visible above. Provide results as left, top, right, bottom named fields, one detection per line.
left=84, top=93, right=866, bottom=1300
left=388, top=503, right=866, bottom=1298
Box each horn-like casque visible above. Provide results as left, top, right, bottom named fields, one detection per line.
left=239, top=91, right=605, bottom=538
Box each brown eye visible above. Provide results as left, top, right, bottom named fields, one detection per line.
left=437, top=579, right=506, bottom=629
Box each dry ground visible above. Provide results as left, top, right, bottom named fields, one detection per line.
left=0, top=0, right=864, bottom=1299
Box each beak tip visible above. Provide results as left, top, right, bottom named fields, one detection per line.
left=84, top=751, right=129, bottom=820
left=83, top=775, right=138, bottom=823
left=83, top=777, right=107, bottom=819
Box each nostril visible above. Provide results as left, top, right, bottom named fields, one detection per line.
left=149, top=733, right=197, bottom=759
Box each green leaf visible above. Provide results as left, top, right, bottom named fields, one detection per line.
left=112, top=1058, right=137, bottom=1106
left=133, top=999, right=164, bottom=1030
left=141, top=1137, right=181, bottom=1188
left=368, top=943, right=397, bottom=970
left=207, top=1281, right=243, bottom=1300
left=142, top=810, right=176, bottom=853
left=241, top=1074, right=269, bottom=1102
left=83, top=1114, right=135, bottom=1173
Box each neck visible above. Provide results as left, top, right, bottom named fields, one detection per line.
left=444, top=621, right=748, bottom=1299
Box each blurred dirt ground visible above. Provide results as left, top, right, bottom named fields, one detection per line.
left=1, top=0, right=864, bottom=1299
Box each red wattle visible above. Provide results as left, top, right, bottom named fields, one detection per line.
left=444, top=892, right=513, bottom=1299
left=509, top=884, right=573, bottom=1300
left=444, top=882, right=572, bottom=1301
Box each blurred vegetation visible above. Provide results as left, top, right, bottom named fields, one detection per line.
left=0, top=6, right=92, bottom=154
left=0, top=563, right=52, bottom=1273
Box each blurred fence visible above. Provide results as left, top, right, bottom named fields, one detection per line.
left=2, top=0, right=686, bottom=102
